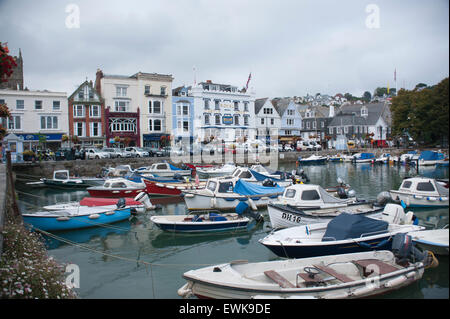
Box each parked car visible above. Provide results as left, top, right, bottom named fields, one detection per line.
left=102, top=147, right=120, bottom=158
left=299, top=141, right=314, bottom=151
left=85, top=148, right=111, bottom=160
left=284, top=144, right=294, bottom=152
left=144, top=147, right=163, bottom=157
left=125, top=147, right=149, bottom=157
left=310, top=141, right=322, bottom=151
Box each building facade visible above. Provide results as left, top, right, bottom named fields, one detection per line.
left=299, top=105, right=332, bottom=148
left=255, top=98, right=281, bottom=144
left=190, top=81, right=256, bottom=143
left=172, top=86, right=194, bottom=144
left=272, top=98, right=302, bottom=144
left=68, top=80, right=105, bottom=147
left=95, top=69, right=173, bottom=147
left=0, top=89, right=68, bottom=150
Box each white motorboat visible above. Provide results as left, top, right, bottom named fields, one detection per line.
left=260, top=204, right=423, bottom=258
left=27, top=170, right=105, bottom=188
left=389, top=177, right=449, bottom=207
left=375, top=153, right=391, bottom=164
left=195, top=163, right=236, bottom=179
left=408, top=227, right=449, bottom=256
left=178, top=249, right=437, bottom=299
left=182, top=177, right=284, bottom=211
left=417, top=150, right=447, bottom=166
left=136, top=162, right=191, bottom=177
left=87, top=177, right=146, bottom=198
left=297, top=155, right=327, bottom=165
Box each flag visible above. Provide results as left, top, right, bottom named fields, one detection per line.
left=245, top=72, right=252, bottom=90
left=387, top=81, right=390, bottom=94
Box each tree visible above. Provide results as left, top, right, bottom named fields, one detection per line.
left=415, top=83, right=427, bottom=89
left=0, top=42, right=17, bottom=140
left=362, top=91, right=372, bottom=102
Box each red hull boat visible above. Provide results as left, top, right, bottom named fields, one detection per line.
left=87, top=178, right=146, bottom=198
left=143, top=179, right=205, bottom=197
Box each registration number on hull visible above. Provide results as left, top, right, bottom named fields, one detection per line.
left=281, top=212, right=301, bottom=224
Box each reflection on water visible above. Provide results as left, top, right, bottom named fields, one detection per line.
left=15, top=162, right=449, bottom=299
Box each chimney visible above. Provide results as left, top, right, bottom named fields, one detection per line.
left=95, top=68, right=103, bottom=94
left=206, top=80, right=212, bottom=83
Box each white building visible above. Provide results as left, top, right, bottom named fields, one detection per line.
left=0, top=89, right=68, bottom=150
left=95, top=70, right=173, bottom=147
left=255, top=97, right=281, bottom=143
left=190, top=81, right=256, bottom=143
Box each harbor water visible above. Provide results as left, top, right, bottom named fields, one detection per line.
left=15, top=161, right=449, bottom=299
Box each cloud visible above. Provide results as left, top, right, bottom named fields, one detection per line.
left=0, top=0, right=448, bottom=97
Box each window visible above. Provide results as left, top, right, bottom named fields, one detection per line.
left=78, top=91, right=84, bottom=99
left=204, top=114, right=210, bottom=125
left=244, top=102, right=249, bottom=112
left=90, top=105, right=100, bottom=117
left=285, top=130, right=292, bottom=135
left=329, top=127, right=333, bottom=134
left=153, top=101, right=161, bottom=113
left=306, top=122, right=310, bottom=129
left=8, top=116, right=21, bottom=130
left=90, top=122, right=101, bottom=137
left=114, top=100, right=129, bottom=112
left=285, top=189, right=296, bottom=198
left=110, top=118, right=136, bottom=132
left=35, top=100, right=42, bottom=110
left=218, top=181, right=234, bottom=193
left=287, top=110, right=294, bottom=116
left=287, top=119, right=294, bottom=125
left=154, top=119, right=161, bottom=131
left=111, top=182, right=127, bottom=188
left=263, top=108, right=273, bottom=114
left=204, top=99, right=210, bottom=110
left=73, top=105, right=84, bottom=117
left=145, top=85, right=150, bottom=94
left=301, top=190, right=320, bottom=200
left=53, top=101, right=60, bottom=111
left=261, top=118, right=264, bottom=125
left=116, top=86, right=127, bottom=97
left=336, top=127, right=341, bottom=134
left=215, top=114, right=220, bottom=125
left=41, top=116, right=58, bottom=129
left=401, top=181, right=412, bottom=189
left=156, top=164, right=168, bottom=170
left=183, top=121, right=189, bottom=132
left=244, top=116, right=249, bottom=126
left=321, top=121, right=324, bottom=128
left=183, top=105, right=189, bottom=115
left=239, top=171, right=252, bottom=179
left=207, top=181, right=217, bottom=192
left=160, top=87, right=166, bottom=96
left=271, top=118, right=274, bottom=125
left=416, top=182, right=435, bottom=192
left=177, top=104, right=189, bottom=116
left=234, top=115, right=239, bottom=126
left=344, top=126, right=348, bottom=133
left=74, top=122, right=85, bottom=136
left=234, top=101, right=239, bottom=111
left=215, top=100, right=220, bottom=110
left=16, top=100, right=24, bottom=110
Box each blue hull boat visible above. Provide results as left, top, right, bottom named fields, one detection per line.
left=23, top=207, right=131, bottom=231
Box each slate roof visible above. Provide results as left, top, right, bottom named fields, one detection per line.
left=255, top=98, right=269, bottom=115
left=329, top=102, right=390, bottom=126
left=271, top=97, right=291, bottom=117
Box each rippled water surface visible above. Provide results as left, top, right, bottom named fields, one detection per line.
left=16, top=162, right=449, bottom=299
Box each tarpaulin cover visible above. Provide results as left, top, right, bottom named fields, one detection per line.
left=233, top=179, right=284, bottom=196
left=168, top=163, right=183, bottom=170
left=249, top=169, right=284, bottom=182
left=358, top=153, right=375, bottom=160
left=322, top=213, right=388, bottom=241
left=419, top=151, right=444, bottom=161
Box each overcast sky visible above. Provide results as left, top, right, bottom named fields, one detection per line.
left=1, top=0, right=448, bottom=98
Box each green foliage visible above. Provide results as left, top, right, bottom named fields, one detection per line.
left=374, top=87, right=396, bottom=97
left=390, top=77, right=449, bottom=145
left=362, top=91, right=372, bottom=102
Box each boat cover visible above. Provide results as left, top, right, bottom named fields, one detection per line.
left=234, top=179, right=284, bottom=196
left=249, top=169, right=284, bottom=182
left=168, top=163, right=183, bottom=171
left=322, top=213, right=388, bottom=241
left=419, top=151, right=444, bottom=161
left=358, top=153, right=375, bottom=160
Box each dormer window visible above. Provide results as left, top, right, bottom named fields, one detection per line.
left=361, top=106, right=368, bottom=117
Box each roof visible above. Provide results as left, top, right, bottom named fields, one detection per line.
left=255, top=98, right=269, bottom=115
left=271, top=98, right=291, bottom=117
left=329, top=102, right=389, bottom=126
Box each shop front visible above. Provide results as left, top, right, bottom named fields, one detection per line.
left=143, top=133, right=170, bottom=148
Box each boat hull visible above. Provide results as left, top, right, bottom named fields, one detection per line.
left=389, top=191, right=449, bottom=207
left=23, top=208, right=131, bottom=231
left=151, top=217, right=249, bottom=233
left=87, top=188, right=145, bottom=198
left=267, top=203, right=383, bottom=229
left=143, top=179, right=204, bottom=197
left=42, top=179, right=89, bottom=188
left=184, top=192, right=279, bottom=211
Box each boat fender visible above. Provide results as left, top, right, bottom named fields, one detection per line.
left=404, top=211, right=414, bottom=225
left=167, top=185, right=175, bottom=189
left=440, top=197, right=448, bottom=201
left=426, top=197, right=437, bottom=201
left=56, top=216, right=70, bottom=221
left=89, top=214, right=100, bottom=219
left=211, top=197, right=216, bottom=208
left=184, top=193, right=194, bottom=198
left=321, top=290, right=350, bottom=299
left=177, top=282, right=193, bottom=298
left=156, top=183, right=164, bottom=188
left=247, top=198, right=257, bottom=211
left=350, top=284, right=377, bottom=297
left=105, top=211, right=115, bottom=215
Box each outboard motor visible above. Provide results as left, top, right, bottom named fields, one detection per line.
left=262, top=178, right=275, bottom=187
left=173, top=173, right=184, bottom=181
left=392, top=233, right=428, bottom=265
left=296, top=169, right=310, bottom=183
left=134, top=192, right=155, bottom=210
left=235, top=201, right=264, bottom=223
left=116, top=198, right=126, bottom=209
left=336, top=186, right=348, bottom=199
left=376, top=191, right=392, bottom=206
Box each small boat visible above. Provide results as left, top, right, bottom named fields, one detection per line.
left=195, top=163, right=236, bottom=179
left=23, top=204, right=132, bottom=231
left=136, top=162, right=191, bottom=177
left=150, top=211, right=250, bottom=233
left=178, top=248, right=437, bottom=299
left=297, top=155, right=327, bottom=165
left=375, top=153, right=391, bottom=164
left=417, top=150, right=447, bottom=166
left=260, top=204, right=423, bottom=258
left=389, top=177, right=449, bottom=207
left=328, top=154, right=343, bottom=162
left=408, top=227, right=449, bottom=256
left=28, top=170, right=105, bottom=188
left=102, top=165, right=134, bottom=177
left=353, top=153, right=375, bottom=163
left=143, top=178, right=206, bottom=197
left=183, top=177, right=284, bottom=211
left=42, top=192, right=154, bottom=214
left=87, top=177, right=146, bottom=198
left=398, top=151, right=419, bottom=165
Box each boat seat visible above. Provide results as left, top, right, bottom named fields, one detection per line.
left=296, top=273, right=325, bottom=287
left=352, top=259, right=399, bottom=276
left=313, top=264, right=354, bottom=283
left=264, top=270, right=295, bottom=288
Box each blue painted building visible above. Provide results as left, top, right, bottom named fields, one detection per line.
left=172, top=86, right=194, bottom=143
